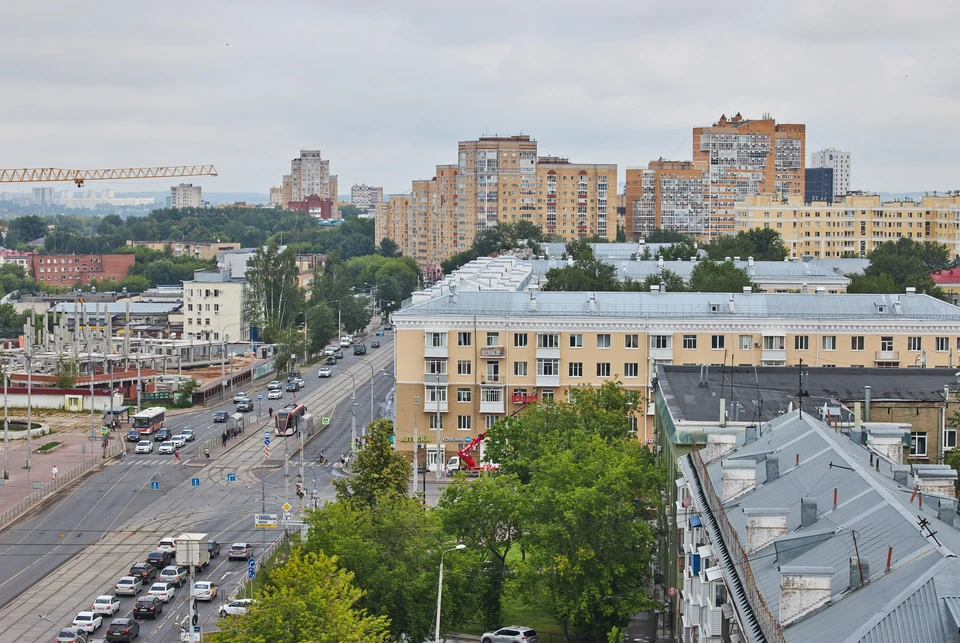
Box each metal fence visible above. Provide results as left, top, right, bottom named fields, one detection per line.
left=233, top=533, right=287, bottom=600
left=690, top=447, right=786, bottom=643
left=0, top=442, right=123, bottom=531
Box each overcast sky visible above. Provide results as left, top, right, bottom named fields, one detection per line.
left=3, top=0, right=959, bottom=196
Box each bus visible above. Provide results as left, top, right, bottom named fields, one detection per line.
left=133, top=407, right=167, bottom=435
left=275, top=403, right=307, bottom=437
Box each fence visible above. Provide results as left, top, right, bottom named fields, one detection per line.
left=0, top=442, right=123, bottom=531
left=233, top=532, right=287, bottom=600
left=689, top=447, right=786, bottom=643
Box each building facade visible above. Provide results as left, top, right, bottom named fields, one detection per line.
left=735, top=193, right=960, bottom=258
left=125, top=240, right=241, bottom=261
left=30, top=253, right=135, bottom=285
left=181, top=269, right=248, bottom=343
left=810, top=148, right=851, bottom=197
left=285, top=150, right=338, bottom=219
left=269, top=187, right=283, bottom=207
left=351, top=184, right=383, bottom=209
left=625, top=160, right=709, bottom=237
left=804, top=167, right=834, bottom=204
left=170, top=183, right=203, bottom=209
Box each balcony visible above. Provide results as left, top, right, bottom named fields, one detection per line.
left=423, top=398, right=448, bottom=413
left=480, top=386, right=505, bottom=414
left=536, top=373, right=560, bottom=387
left=424, top=343, right=448, bottom=358
left=424, top=372, right=448, bottom=385
left=875, top=350, right=900, bottom=363
left=761, top=348, right=786, bottom=363
left=649, top=347, right=673, bottom=361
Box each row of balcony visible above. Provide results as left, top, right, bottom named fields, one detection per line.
left=419, top=388, right=541, bottom=415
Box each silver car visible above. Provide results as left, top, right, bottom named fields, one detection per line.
left=481, top=627, right=539, bottom=643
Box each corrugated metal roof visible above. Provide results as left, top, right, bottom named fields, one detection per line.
left=53, top=302, right=180, bottom=314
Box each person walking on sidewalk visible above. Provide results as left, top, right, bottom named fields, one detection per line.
left=120, top=450, right=127, bottom=463
left=221, top=430, right=228, bottom=447
left=52, top=465, right=58, bottom=479
left=268, top=406, right=273, bottom=418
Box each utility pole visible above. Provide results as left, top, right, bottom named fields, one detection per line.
left=136, top=332, right=142, bottom=413
left=87, top=306, right=95, bottom=439
left=412, top=395, right=419, bottom=498
left=220, top=337, right=226, bottom=401
left=26, top=316, right=33, bottom=489
left=435, top=372, right=442, bottom=480
left=298, top=426, right=305, bottom=514
left=3, top=363, right=8, bottom=480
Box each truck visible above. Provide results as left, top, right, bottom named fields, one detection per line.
left=353, top=343, right=366, bottom=355
left=445, top=433, right=499, bottom=475
left=174, top=532, right=210, bottom=574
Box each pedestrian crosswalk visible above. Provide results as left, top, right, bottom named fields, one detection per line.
left=127, top=457, right=180, bottom=467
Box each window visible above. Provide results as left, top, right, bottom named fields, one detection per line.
left=624, top=363, right=639, bottom=378
left=735, top=335, right=751, bottom=350
left=569, top=362, right=583, bottom=377
left=683, top=335, right=697, bottom=349
left=426, top=332, right=446, bottom=347
left=541, top=390, right=554, bottom=401
left=628, top=417, right=638, bottom=434
left=457, top=332, right=472, bottom=347
left=457, top=360, right=472, bottom=375
left=537, top=359, right=560, bottom=376
left=481, top=388, right=501, bottom=403
left=851, top=336, right=865, bottom=351
left=794, top=335, right=809, bottom=350
left=569, top=334, right=583, bottom=348
left=457, top=388, right=471, bottom=402
left=537, top=333, right=559, bottom=348
left=881, top=336, right=894, bottom=352
left=907, top=337, right=922, bottom=351
left=429, top=415, right=443, bottom=429
left=944, top=427, right=958, bottom=450
left=910, top=431, right=928, bottom=457
left=514, top=333, right=528, bottom=348
left=763, top=336, right=785, bottom=350
left=485, top=332, right=499, bottom=346
left=937, top=337, right=949, bottom=352
left=822, top=336, right=836, bottom=351
left=514, top=361, right=528, bottom=376
left=425, top=359, right=447, bottom=375
left=596, top=362, right=611, bottom=377
left=711, top=335, right=725, bottom=350
left=486, top=362, right=500, bottom=382
left=457, top=415, right=472, bottom=430
left=426, top=386, right=447, bottom=402
left=187, top=304, right=193, bottom=312
left=625, top=334, right=639, bottom=349
left=714, top=582, right=728, bottom=608
left=486, top=415, right=497, bottom=429
left=596, top=334, right=611, bottom=349
left=651, top=335, right=670, bottom=349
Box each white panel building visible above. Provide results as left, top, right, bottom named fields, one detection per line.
left=809, top=148, right=851, bottom=197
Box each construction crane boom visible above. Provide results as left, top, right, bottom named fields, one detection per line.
left=0, top=165, right=217, bottom=187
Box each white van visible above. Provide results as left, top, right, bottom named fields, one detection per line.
left=339, top=336, right=353, bottom=348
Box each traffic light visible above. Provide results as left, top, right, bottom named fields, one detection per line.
left=296, top=482, right=304, bottom=498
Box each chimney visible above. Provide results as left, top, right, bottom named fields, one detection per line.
left=719, top=396, right=727, bottom=426
left=447, top=293, right=455, bottom=305
left=801, top=283, right=808, bottom=293
left=891, top=464, right=911, bottom=487
left=800, top=497, right=818, bottom=528
left=734, top=256, right=741, bottom=262
left=779, top=566, right=833, bottom=626
left=866, top=428, right=907, bottom=464
left=658, top=256, right=664, bottom=270
left=938, top=498, right=957, bottom=527
left=725, top=256, right=732, bottom=262
left=705, top=428, right=738, bottom=463
left=816, top=286, right=826, bottom=294
left=765, top=455, right=780, bottom=482
left=864, top=386, right=871, bottom=422
left=914, top=466, right=959, bottom=499
left=660, top=281, right=667, bottom=293
left=848, top=557, right=870, bottom=590
left=529, top=292, right=537, bottom=312
left=650, top=284, right=660, bottom=294
left=748, top=256, right=755, bottom=269
left=727, top=297, right=736, bottom=313
left=721, top=459, right=757, bottom=502
left=744, top=425, right=758, bottom=444
left=744, top=508, right=789, bottom=554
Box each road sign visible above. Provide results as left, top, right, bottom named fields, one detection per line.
left=227, top=473, right=236, bottom=482
left=248, top=565, right=255, bottom=579
left=248, top=559, right=257, bottom=572
left=101, top=426, right=109, bottom=436
left=263, top=431, right=271, bottom=446
left=150, top=481, right=159, bottom=490
left=254, top=514, right=278, bottom=528
left=136, top=384, right=141, bottom=392
left=321, top=417, right=330, bottom=426
left=668, top=587, right=677, bottom=596
left=191, top=477, right=200, bottom=487
left=258, top=394, right=263, bottom=401
left=282, top=502, right=292, bottom=512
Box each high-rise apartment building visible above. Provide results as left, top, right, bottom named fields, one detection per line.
left=169, top=183, right=202, bottom=209
left=624, top=160, right=709, bottom=237
left=810, top=148, right=852, bottom=198
left=281, top=175, right=293, bottom=208
left=351, top=184, right=384, bottom=209
left=282, top=150, right=338, bottom=218
left=805, top=167, right=834, bottom=203
left=269, top=186, right=283, bottom=207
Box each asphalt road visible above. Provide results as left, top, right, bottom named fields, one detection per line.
left=0, top=334, right=396, bottom=642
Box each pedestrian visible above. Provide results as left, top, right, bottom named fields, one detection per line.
left=52, top=465, right=58, bottom=479
left=221, top=430, right=228, bottom=447
left=121, top=450, right=127, bottom=463
left=174, top=448, right=181, bottom=463
left=268, top=407, right=273, bottom=418
left=204, top=448, right=210, bottom=460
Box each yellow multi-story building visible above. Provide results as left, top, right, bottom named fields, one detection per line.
left=376, top=135, right=616, bottom=280
left=391, top=289, right=960, bottom=469
left=735, top=193, right=960, bottom=258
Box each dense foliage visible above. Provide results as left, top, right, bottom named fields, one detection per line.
left=440, top=221, right=544, bottom=273
left=847, top=237, right=949, bottom=298
left=701, top=228, right=789, bottom=262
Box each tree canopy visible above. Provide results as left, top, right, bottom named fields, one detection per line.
left=334, top=419, right=411, bottom=507
left=642, top=228, right=693, bottom=244
left=846, top=237, right=949, bottom=298
left=702, top=228, right=789, bottom=261
left=687, top=260, right=757, bottom=293
left=440, top=221, right=544, bottom=273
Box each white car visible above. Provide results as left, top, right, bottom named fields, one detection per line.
left=233, top=392, right=250, bottom=404
left=71, top=611, right=102, bottom=634
left=340, top=336, right=352, bottom=347
left=318, top=367, right=332, bottom=378
left=134, top=440, right=153, bottom=454
left=147, top=582, right=176, bottom=602
left=193, top=580, right=218, bottom=601
left=157, top=537, right=177, bottom=552
left=170, top=435, right=186, bottom=448
left=91, top=595, right=120, bottom=616
left=267, top=380, right=282, bottom=390
left=159, top=565, right=188, bottom=587
left=177, top=429, right=196, bottom=442
left=267, top=389, right=282, bottom=400
left=114, top=576, right=142, bottom=596
left=157, top=441, right=175, bottom=454
left=323, top=346, right=335, bottom=356
left=219, top=598, right=254, bottom=617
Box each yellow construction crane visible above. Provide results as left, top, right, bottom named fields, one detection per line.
left=0, top=165, right=217, bottom=187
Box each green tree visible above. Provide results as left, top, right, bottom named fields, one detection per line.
left=542, top=258, right=619, bottom=292
left=173, top=379, right=198, bottom=408
left=377, top=238, right=400, bottom=258
left=119, top=275, right=151, bottom=292
left=643, top=229, right=692, bottom=244
left=687, top=260, right=757, bottom=292
left=628, top=269, right=687, bottom=293
left=654, top=241, right=698, bottom=261
left=55, top=357, right=78, bottom=389
left=860, top=237, right=948, bottom=298
left=616, top=225, right=627, bottom=242
left=702, top=228, right=788, bottom=261
left=846, top=273, right=900, bottom=294
left=6, top=215, right=46, bottom=246
left=334, top=419, right=410, bottom=506
left=271, top=330, right=300, bottom=376
left=213, top=549, right=391, bottom=643
left=243, top=242, right=304, bottom=337
left=306, top=303, right=338, bottom=354
left=339, top=204, right=367, bottom=218
left=564, top=238, right=595, bottom=261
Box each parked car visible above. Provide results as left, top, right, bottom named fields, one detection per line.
left=207, top=540, right=221, bottom=558
left=237, top=399, right=254, bottom=412
left=159, top=565, right=189, bottom=587
left=105, top=618, right=140, bottom=642
left=267, top=380, right=282, bottom=390
left=71, top=611, right=102, bottom=634
left=113, top=576, right=142, bottom=596
left=146, top=582, right=176, bottom=602
left=219, top=598, right=254, bottom=617
left=193, top=580, right=218, bottom=601
left=481, top=627, right=539, bottom=643
left=134, top=440, right=153, bottom=454
left=371, top=340, right=380, bottom=349
left=178, top=429, right=196, bottom=442
left=228, top=542, right=254, bottom=560
left=153, top=428, right=171, bottom=442
left=318, top=367, right=332, bottom=378
left=268, top=389, right=282, bottom=400
left=213, top=411, right=228, bottom=423
left=145, top=550, right=172, bottom=569
left=132, top=596, right=163, bottom=619
left=333, top=348, right=344, bottom=359
left=91, top=595, right=121, bottom=616
left=128, top=562, right=157, bottom=583
left=125, top=429, right=141, bottom=442
left=157, top=441, right=175, bottom=455
left=54, top=629, right=86, bottom=643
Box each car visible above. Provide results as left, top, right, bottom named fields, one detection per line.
left=481, top=627, right=540, bottom=643
left=145, top=550, right=172, bottom=569
left=55, top=628, right=86, bottom=643
left=159, top=565, right=188, bottom=587
left=376, top=329, right=384, bottom=336
left=114, top=576, right=142, bottom=596
left=91, top=595, right=121, bottom=616
left=157, top=441, right=175, bottom=454
left=340, top=336, right=353, bottom=347
left=323, top=346, right=335, bottom=356
left=125, top=429, right=141, bottom=442
left=105, top=618, right=140, bottom=642
left=71, top=611, right=103, bottom=634
left=285, top=381, right=298, bottom=392
left=295, top=377, right=305, bottom=387
left=219, top=598, right=254, bottom=617
left=170, top=435, right=186, bottom=448
left=146, top=582, right=176, bottom=602
left=371, top=340, right=380, bottom=348
left=267, top=380, right=282, bottom=390
left=134, top=440, right=153, bottom=454
left=193, top=580, right=218, bottom=601
left=208, top=540, right=221, bottom=558
left=153, top=428, right=171, bottom=442
left=325, top=355, right=337, bottom=365
left=132, top=596, right=163, bottom=619
left=177, top=429, right=196, bottom=442
left=268, top=389, right=282, bottom=400
left=233, top=392, right=250, bottom=404
left=237, top=399, right=254, bottom=412
left=384, top=323, right=393, bottom=330
left=157, top=537, right=177, bottom=552
left=228, top=542, right=254, bottom=560
left=353, top=343, right=366, bottom=355
left=318, top=367, right=332, bottom=378
left=128, top=562, right=157, bottom=583
left=213, top=411, right=228, bottom=423
left=333, top=348, right=344, bottom=359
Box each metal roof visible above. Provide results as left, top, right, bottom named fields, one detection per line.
left=523, top=259, right=849, bottom=284
left=53, top=302, right=181, bottom=315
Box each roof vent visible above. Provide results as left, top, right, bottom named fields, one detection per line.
left=744, top=508, right=789, bottom=554
left=704, top=427, right=737, bottom=463
left=734, top=256, right=741, bottom=262
left=658, top=256, right=664, bottom=269
left=906, top=286, right=916, bottom=295
left=660, top=281, right=667, bottom=293
left=721, top=459, right=757, bottom=502
left=800, top=497, right=818, bottom=528
left=816, top=286, right=826, bottom=294
left=938, top=498, right=957, bottom=527
left=801, top=283, right=808, bottom=293
left=650, top=284, right=660, bottom=294
left=765, top=455, right=780, bottom=482
left=848, top=556, right=870, bottom=591
left=779, top=566, right=833, bottom=627
left=747, top=256, right=755, bottom=268
left=529, top=292, right=537, bottom=312
left=588, top=294, right=596, bottom=313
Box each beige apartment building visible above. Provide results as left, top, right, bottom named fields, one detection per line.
left=735, top=193, right=960, bottom=258
left=182, top=268, right=248, bottom=343
left=126, top=240, right=241, bottom=261
left=391, top=290, right=960, bottom=470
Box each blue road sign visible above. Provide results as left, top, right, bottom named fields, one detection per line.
left=227, top=473, right=236, bottom=482
left=191, top=477, right=200, bottom=487
left=247, top=559, right=257, bottom=578
left=136, top=384, right=141, bottom=392
left=264, top=432, right=271, bottom=446
left=150, top=481, right=159, bottom=490
left=248, top=559, right=256, bottom=571
left=258, top=394, right=263, bottom=401
left=248, top=567, right=256, bottom=579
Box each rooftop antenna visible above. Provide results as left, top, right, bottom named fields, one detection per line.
left=798, top=358, right=804, bottom=417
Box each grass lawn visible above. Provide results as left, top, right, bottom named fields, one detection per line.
left=37, top=441, right=62, bottom=452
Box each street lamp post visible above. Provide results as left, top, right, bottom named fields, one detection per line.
left=435, top=371, right=442, bottom=480
left=344, top=371, right=358, bottom=451
left=435, top=545, right=466, bottom=643
left=412, top=394, right=420, bottom=498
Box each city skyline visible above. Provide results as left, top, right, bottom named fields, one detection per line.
left=2, top=1, right=959, bottom=195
